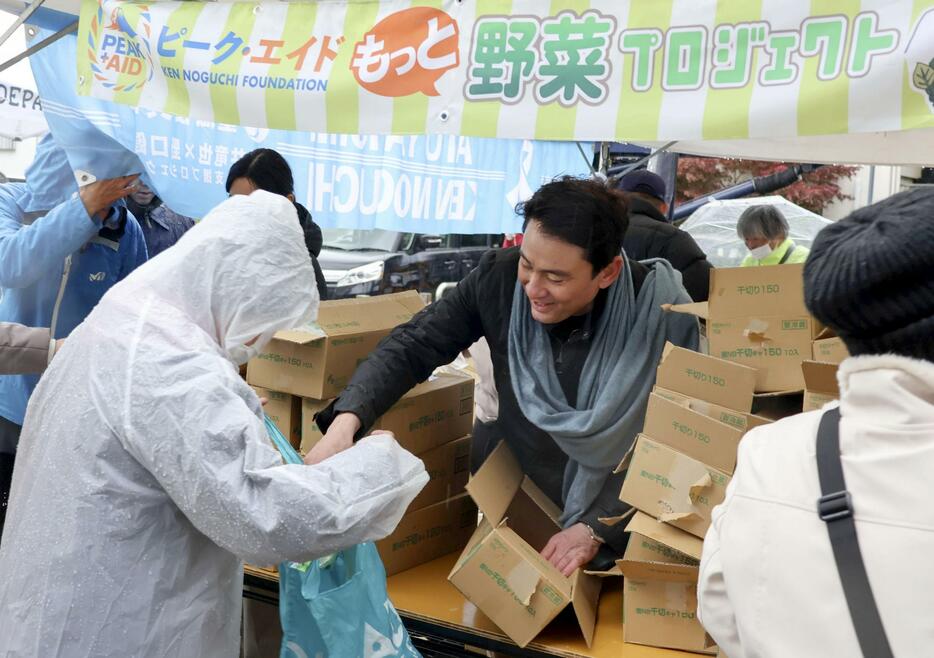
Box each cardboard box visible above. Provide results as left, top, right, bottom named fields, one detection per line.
left=252, top=386, right=302, bottom=449
left=642, top=393, right=744, bottom=474
left=751, top=390, right=805, bottom=421
left=802, top=361, right=840, bottom=413
left=618, top=436, right=731, bottom=539
left=621, top=511, right=703, bottom=565
left=409, top=435, right=471, bottom=512
left=300, top=371, right=475, bottom=456
left=668, top=265, right=822, bottom=393
left=247, top=291, right=425, bottom=399
left=812, top=336, right=849, bottom=364
left=709, top=316, right=816, bottom=392
left=616, top=513, right=716, bottom=655
left=300, top=397, right=330, bottom=454
left=377, top=493, right=478, bottom=577
left=653, top=387, right=772, bottom=434
left=655, top=343, right=757, bottom=413
left=708, top=263, right=809, bottom=318
left=448, top=442, right=601, bottom=648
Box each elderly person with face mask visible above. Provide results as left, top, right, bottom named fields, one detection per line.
left=0, top=191, right=427, bottom=658
left=737, top=205, right=810, bottom=266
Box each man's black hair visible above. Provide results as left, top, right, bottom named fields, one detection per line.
left=225, top=148, right=294, bottom=196
left=516, top=177, right=628, bottom=275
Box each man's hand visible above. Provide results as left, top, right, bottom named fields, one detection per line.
left=541, top=523, right=601, bottom=577
left=79, top=174, right=140, bottom=220
left=304, top=412, right=361, bottom=465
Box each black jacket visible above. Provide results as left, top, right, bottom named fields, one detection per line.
left=295, top=202, right=327, bottom=301
left=623, top=197, right=712, bottom=302
left=318, top=248, right=692, bottom=559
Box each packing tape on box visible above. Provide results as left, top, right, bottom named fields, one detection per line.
left=598, top=507, right=636, bottom=527
left=658, top=511, right=703, bottom=524
left=688, top=473, right=714, bottom=504
left=506, top=561, right=542, bottom=606
left=743, top=319, right=771, bottom=342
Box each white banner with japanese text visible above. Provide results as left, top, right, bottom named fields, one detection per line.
left=77, top=0, right=934, bottom=142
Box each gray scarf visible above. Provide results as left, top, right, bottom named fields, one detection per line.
left=508, top=257, right=699, bottom=526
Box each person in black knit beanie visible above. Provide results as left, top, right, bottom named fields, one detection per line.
left=698, top=187, right=934, bottom=657
left=803, top=186, right=934, bottom=362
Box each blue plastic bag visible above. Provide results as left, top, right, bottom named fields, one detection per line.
left=263, top=416, right=422, bottom=658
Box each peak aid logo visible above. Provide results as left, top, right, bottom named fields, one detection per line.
left=350, top=7, right=459, bottom=97
left=88, top=1, right=154, bottom=92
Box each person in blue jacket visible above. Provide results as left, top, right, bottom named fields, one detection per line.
left=0, top=134, right=147, bottom=537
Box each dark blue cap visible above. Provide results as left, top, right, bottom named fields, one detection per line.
left=615, top=169, right=666, bottom=201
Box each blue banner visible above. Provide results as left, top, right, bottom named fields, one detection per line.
left=29, top=28, right=590, bottom=234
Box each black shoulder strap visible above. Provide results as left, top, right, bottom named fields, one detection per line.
left=816, top=407, right=894, bottom=658
left=779, top=244, right=796, bottom=264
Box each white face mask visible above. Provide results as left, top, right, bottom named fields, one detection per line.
left=749, top=244, right=773, bottom=260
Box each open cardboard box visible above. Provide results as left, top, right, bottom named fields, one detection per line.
left=618, top=435, right=731, bottom=539
left=247, top=291, right=425, bottom=400
left=667, top=265, right=821, bottom=393
left=613, top=512, right=716, bottom=655
left=301, top=371, right=474, bottom=456
left=802, top=360, right=841, bottom=413
left=750, top=390, right=805, bottom=421
left=448, top=442, right=601, bottom=648
left=642, top=392, right=745, bottom=474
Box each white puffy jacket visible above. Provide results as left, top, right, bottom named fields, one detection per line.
left=698, top=355, right=934, bottom=657
left=0, top=191, right=427, bottom=658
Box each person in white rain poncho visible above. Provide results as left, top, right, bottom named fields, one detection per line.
left=0, top=191, right=428, bottom=657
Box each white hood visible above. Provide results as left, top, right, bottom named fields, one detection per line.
left=115, top=189, right=318, bottom=363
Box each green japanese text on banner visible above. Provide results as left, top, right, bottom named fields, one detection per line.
left=77, top=0, right=934, bottom=141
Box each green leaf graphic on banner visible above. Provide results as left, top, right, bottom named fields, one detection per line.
left=913, top=60, right=934, bottom=106
left=912, top=61, right=934, bottom=90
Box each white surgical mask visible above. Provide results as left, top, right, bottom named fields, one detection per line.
left=749, top=244, right=773, bottom=260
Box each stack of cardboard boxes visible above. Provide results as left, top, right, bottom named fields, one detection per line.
left=246, top=291, right=478, bottom=576
left=610, top=265, right=849, bottom=653
left=669, top=264, right=825, bottom=395
left=606, top=343, right=771, bottom=654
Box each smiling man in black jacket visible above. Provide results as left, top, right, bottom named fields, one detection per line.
left=616, top=170, right=713, bottom=302
left=313, top=178, right=699, bottom=574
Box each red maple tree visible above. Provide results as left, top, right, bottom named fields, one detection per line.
left=676, top=157, right=859, bottom=215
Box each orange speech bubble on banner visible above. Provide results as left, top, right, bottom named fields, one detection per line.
left=350, top=7, right=460, bottom=97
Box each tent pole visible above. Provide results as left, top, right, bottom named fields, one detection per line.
left=576, top=141, right=596, bottom=177
left=0, top=19, right=77, bottom=74
left=0, top=0, right=47, bottom=52
left=597, top=142, right=610, bottom=175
